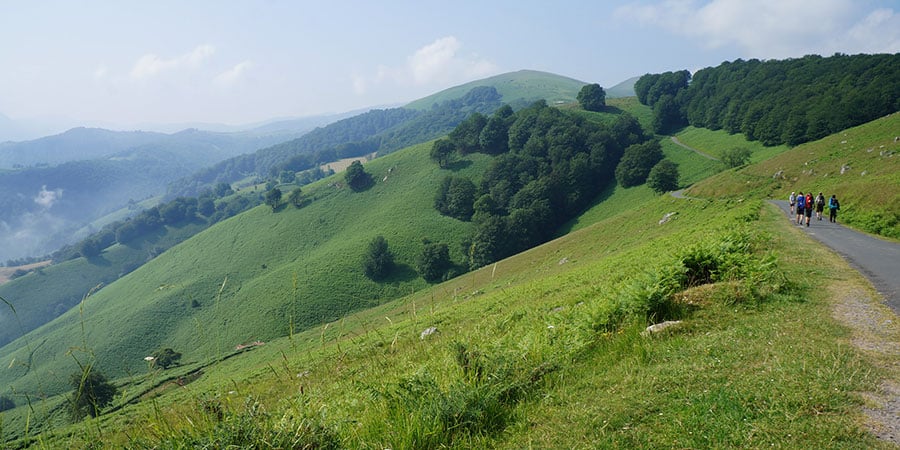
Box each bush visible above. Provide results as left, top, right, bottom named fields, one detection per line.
left=0, top=395, right=14, bottom=412
left=647, top=159, right=679, bottom=193
left=69, top=367, right=118, bottom=419
left=721, top=147, right=752, bottom=168
left=151, top=348, right=182, bottom=369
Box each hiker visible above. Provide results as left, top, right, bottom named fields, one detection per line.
left=795, top=191, right=805, bottom=224
left=804, top=192, right=814, bottom=227
left=815, top=192, right=826, bottom=221
left=829, top=195, right=840, bottom=223
left=789, top=191, right=797, bottom=214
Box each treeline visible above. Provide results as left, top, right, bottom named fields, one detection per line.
left=52, top=182, right=257, bottom=264
left=166, top=86, right=506, bottom=198
left=636, top=53, right=900, bottom=145
left=432, top=100, right=649, bottom=269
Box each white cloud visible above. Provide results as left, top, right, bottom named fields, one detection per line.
left=34, top=185, right=63, bottom=209
left=615, top=0, right=900, bottom=58
left=213, top=60, right=253, bottom=88
left=353, top=36, right=499, bottom=95
left=130, top=44, right=216, bottom=80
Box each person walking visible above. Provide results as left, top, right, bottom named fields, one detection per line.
left=789, top=191, right=797, bottom=215
left=815, top=192, right=826, bottom=221
left=795, top=191, right=806, bottom=224
left=804, top=192, right=814, bottom=227
left=828, top=194, right=840, bottom=223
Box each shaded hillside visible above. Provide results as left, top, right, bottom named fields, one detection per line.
left=0, top=129, right=302, bottom=262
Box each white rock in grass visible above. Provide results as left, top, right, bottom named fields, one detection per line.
left=642, top=320, right=683, bottom=336
left=420, top=326, right=438, bottom=340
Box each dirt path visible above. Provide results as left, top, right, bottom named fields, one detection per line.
left=669, top=136, right=719, bottom=161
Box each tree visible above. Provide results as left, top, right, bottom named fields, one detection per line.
left=417, top=240, right=452, bottom=283
left=615, top=141, right=664, bottom=188
left=151, top=348, right=182, bottom=369
left=279, top=170, right=296, bottom=184
left=362, top=235, right=394, bottom=280
left=265, top=187, right=282, bottom=211
left=647, top=159, right=680, bottom=193
left=288, top=187, right=304, bottom=208
left=430, top=139, right=456, bottom=168
left=345, top=160, right=372, bottom=191
left=434, top=176, right=477, bottom=221
left=79, top=238, right=102, bottom=258
left=577, top=83, right=606, bottom=112
left=69, top=367, right=118, bottom=419
left=721, top=147, right=752, bottom=168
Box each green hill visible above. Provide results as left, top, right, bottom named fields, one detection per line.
left=1, top=68, right=898, bottom=447
left=6, top=115, right=896, bottom=448
left=405, top=70, right=586, bottom=110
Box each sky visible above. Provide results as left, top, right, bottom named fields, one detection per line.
left=1, top=0, right=899, bottom=134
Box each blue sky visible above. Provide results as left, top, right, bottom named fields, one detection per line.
left=1, top=0, right=898, bottom=132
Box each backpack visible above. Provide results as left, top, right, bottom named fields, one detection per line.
left=816, top=195, right=825, bottom=206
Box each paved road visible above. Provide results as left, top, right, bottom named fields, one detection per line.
left=670, top=136, right=719, bottom=161
left=770, top=200, right=900, bottom=314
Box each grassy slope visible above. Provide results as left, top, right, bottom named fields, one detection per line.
left=688, top=113, right=900, bottom=238
left=0, top=143, right=494, bottom=402
left=404, top=70, right=586, bottom=110
left=4, top=108, right=897, bottom=448
left=33, top=175, right=894, bottom=448
left=0, top=221, right=209, bottom=345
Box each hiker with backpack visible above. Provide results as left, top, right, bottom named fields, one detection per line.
left=804, top=192, right=814, bottom=226
left=829, top=195, right=840, bottom=223
left=815, top=192, right=826, bottom=221
left=789, top=191, right=797, bottom=214
left=795, top=191, right=806, bottom=224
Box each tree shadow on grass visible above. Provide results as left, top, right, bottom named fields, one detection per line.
left=384, top=263, right=420, bottom=283
left=446, top=159, right=473, bottom=172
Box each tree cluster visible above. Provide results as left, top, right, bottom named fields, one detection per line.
left=433, top=100, right=650, bottom=269
left=637, top=54, right=900, bottom=146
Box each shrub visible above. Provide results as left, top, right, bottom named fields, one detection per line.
left=69, top=367, right=118, bottom=419
left=362, top=235, right=394, bottom=280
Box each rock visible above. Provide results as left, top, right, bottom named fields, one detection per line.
left=659, top=212, right=677, bottom=225
left=420, top=326, right=438, bottom=340
left=772, top=170, right=784, bottom=179
left=642, top=320, right=683, bottom=336
left=558, top=257, right=569, bottom=265
left=841, top=164, right=851, bottom=175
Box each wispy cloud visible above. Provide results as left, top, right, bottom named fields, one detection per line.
left=213, top=60, right=254, bottom=88
left=615, top=0, right=900, bottom=58
left=353, top=36, right=499, bottom=95
left=130, top=44, right=216, bottom=80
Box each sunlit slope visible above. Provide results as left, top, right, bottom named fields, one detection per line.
left=688, top=112, right=900, bottom=238
left=0, top=142, right=492, bottom=397
left=405, top=70, right=586, bottom=110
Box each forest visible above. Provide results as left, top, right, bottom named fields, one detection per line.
left=636, top=53, right=900, bottom=145
left=432, top=100, right=650, bottom=269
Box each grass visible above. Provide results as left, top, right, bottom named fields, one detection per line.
left=688, top=113, right=900, bottom=238
left=404, top=70, right=586, bottom=110
left=24, top=190, right=890, bottom=449
left=1, top=109, right=897, bottom=448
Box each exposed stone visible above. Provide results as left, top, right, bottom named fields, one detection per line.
left=659, top=212, right=677, bottom=225
left=420, top=326, right=438, bottom=340
left=642, top=320, right=683, bottom=336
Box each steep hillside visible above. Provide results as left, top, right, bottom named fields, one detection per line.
left=0, top=142, right=491, bottom=399
left=405, top=70, right=586, bottom=110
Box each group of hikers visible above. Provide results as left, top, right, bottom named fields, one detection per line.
left=789, top=191, right=840, bottom=226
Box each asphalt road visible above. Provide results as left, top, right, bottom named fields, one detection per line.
left=770, top=200, right=900, bottom=314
